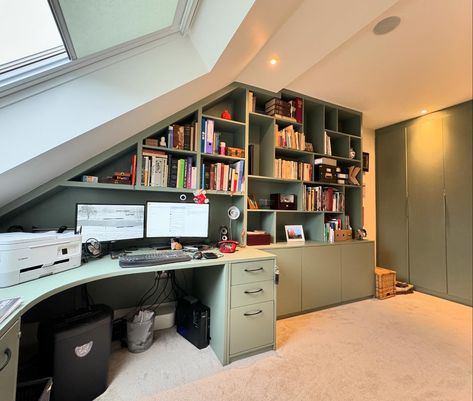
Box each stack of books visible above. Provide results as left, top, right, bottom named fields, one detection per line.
left=201, top=160, right=244, bottom=192
left=274, top=124, right=306, bottom=150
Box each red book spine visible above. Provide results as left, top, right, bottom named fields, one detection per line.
left=131, top=154, right=137, bottom=186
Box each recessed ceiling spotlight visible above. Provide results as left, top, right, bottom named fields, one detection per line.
left=373, top=16, right=401, bottom=35
left=421, top=109, right=428, bottom=114
left=269, top=58, right=278, bottom=65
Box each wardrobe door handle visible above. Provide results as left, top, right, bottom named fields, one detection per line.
left=244, top=309, right=263, bottom=316
left=0, top=348, right=12, bottom=372
left=244, top=267, right=263, bottom=272
left=244, top=288, right=263, bottom=294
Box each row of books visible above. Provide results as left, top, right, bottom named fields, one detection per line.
left=247, top=92, right=304, bottom=123
left=324, top=216, right=351, bottom=242
left=201, top=118, right=231, bottom=155
left=274, top=124, right=306, bottom=150
left=144, top=122, right=200, bottom=152
left=274, top=159, right=312, bottom=181
left=201, top=160, right=245, bottom=192
left=142, top=149, right=197, bottom=189
left=324, top=131, right=332, bottom=155
left=303, top=186, right=345, bottom=212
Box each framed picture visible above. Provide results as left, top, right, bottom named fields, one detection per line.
left=247, top=194, right=259, bottom=209
left=284, top=225, right=305, bottom=242
left=362, top=152, right=369, bottom=172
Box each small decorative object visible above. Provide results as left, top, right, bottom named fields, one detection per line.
left=193, top=189, right=209, bottom=204
left=159, top=136, right=166, bottom=147
left=349, top=147, right=356, bottom=159
left=247, top=195, right=259, bottom=209
left=304, top=143, right=314, bottom=152
left=362, top=152, right=370, bottom=172
left=220, top=141, right=226, bottom=155
left=356, top=228, right=367, bottom=240
left=285, top=225, right=305, bottom=242
left=170, top=238, right=183, bottom=250
left=221, top=110, right=232, bottom=120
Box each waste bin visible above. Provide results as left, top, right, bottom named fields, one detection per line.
left=127, top=310, right=155, bottom=353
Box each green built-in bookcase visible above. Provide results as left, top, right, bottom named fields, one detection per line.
left=0, top=83, right=364, bottom=245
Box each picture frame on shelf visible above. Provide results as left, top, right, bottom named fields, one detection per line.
left=284, top=225, right=305, bottom=242
left=362, top=152, right=370, bottom=172
left=247, top=194, right=259, bottom=209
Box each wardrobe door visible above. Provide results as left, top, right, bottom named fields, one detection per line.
left=407, top=118, right=446, bottom=294
left=443, top=102, right=472, bottom=303
left=376, top=126, right=409, bottom=281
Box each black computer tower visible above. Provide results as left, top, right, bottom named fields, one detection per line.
left=38, top=304, right=113, bottom=401
left=176, top=296, right=210, bottom=349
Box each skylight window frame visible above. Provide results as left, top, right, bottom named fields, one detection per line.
left=0, top=0, right=199, bottom=98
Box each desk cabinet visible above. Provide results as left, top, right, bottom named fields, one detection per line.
left=302, top=246, right=341, bottom=310
left=266, top=242, right=374, bottom=318
left=0, top=320, right=20, bottom=401
left=229, top=260, right=275, bottom=359
left=266, top=248, right=301, bottom=317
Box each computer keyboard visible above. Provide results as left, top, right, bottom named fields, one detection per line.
left=119, top=250, right=192, bottom=268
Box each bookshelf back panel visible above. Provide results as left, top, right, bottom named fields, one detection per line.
left=202, top=88, right=246, bottom=123
left=275, top=213, right=323, bottom=242
left=71, top=147, right=136, bottom=182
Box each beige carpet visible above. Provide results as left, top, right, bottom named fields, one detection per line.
left=97, top=292, right=472, bottom=401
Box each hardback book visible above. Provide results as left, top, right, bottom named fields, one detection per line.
left=315, top=157, right=337, bottom=166
left=205, top=119, right=214, bottom=154
left=0, top=297, right=22, bottom=324
left=265, top=98, right=290, bottom=110
left=184, top=125, right=191, bottom=151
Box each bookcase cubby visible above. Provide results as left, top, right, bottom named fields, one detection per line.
left=0, top=83, right=365, bottom=247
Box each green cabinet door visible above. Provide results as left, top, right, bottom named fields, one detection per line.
left=301, top=246, right=341, bottom=310
left=443, top=102, right=472, bottom=303
left=0, top=320, right=20, bottom=401
left=375, top=126, right=409, bottom=281
left=266, top=248, right=302, bottom=317
left=407, top=118, right=447, bottom=294
left=341, top=243, right=375, bottom=301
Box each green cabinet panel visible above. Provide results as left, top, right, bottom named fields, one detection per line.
left=443, top=103, right=473, bottom=303
left=266, top=248, right=302, bottom=317
left=229, top=301, right=274, bottom=355
left=375, top=126, right=409, bottom=281
left=341, top=243, right=375, bottom=301
left=301, top=246, right=341, bottom=310
left=0, top=320, right=20, bottom=401
left=407, top=119, right=447, bottom=294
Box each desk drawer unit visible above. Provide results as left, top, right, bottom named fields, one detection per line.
left=0, top=320, right=20, bottom=401
left=231, top=259, right=274, bottom=285
left=229, top=301, right=274, bottom=355
left=231, top=280, right=274, bottom=308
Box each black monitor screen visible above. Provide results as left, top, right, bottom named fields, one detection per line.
left=146, top=202, right=209, bottom=238
left=76, top=204, right=145, bottom=243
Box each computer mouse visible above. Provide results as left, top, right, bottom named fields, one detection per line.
left=193, top=251, right=203, bottom=260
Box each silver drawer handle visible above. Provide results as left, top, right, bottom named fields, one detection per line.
left=244, top=309, right=263, bottom=316
left=0, top=349, right=11, bottom=372
left=244, top=288, right=263, bottom=294
left=244, top=267, right=264, bottom=272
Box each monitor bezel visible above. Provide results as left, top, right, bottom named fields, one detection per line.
left=75, top=202, right=145, bottom=243
left=145, top=201, right=210, bottom=239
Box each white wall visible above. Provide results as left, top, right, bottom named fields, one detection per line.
left=362, top=127, right=376, bottom=253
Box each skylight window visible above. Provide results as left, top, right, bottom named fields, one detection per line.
left=0, top=0, right=66, bottom=75
left=0, top=0, right=198, bottom=90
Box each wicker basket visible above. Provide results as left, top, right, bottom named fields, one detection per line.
left=375, top=267, right=396, bottom=299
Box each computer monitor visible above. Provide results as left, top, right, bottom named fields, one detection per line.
left=146, top=202, right=209, bottom=238
left=76, top=204, right=145, bottom=243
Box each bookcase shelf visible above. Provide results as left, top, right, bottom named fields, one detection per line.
left=0, top=83, right=364, bottom=248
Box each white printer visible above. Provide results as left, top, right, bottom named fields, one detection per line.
left=0, top=232, right=82, bottom=287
